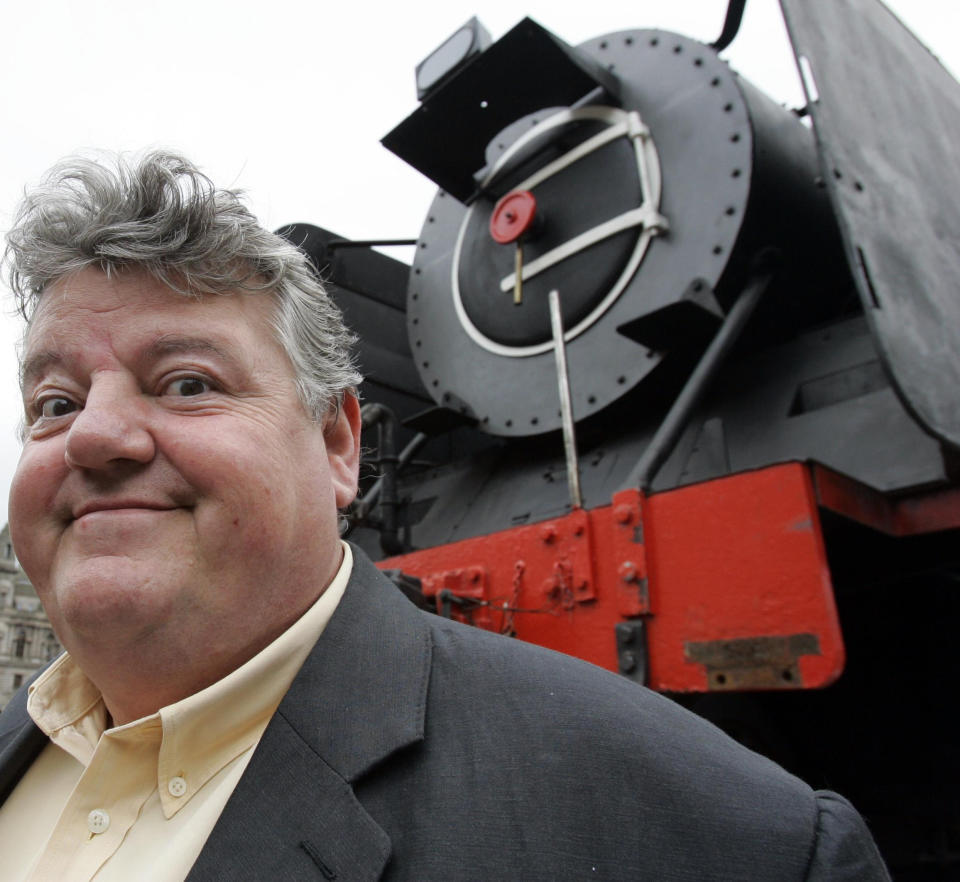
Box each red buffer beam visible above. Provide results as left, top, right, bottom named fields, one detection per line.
left=380, top=462, right=845, bottom=694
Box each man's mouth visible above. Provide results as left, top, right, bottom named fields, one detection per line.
left=72, top=500, right=178, bottom=521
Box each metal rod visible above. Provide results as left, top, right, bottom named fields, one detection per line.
left=359, top=403, right=404, bottom=555
left=627, top=268, right=774, bottom=492
left=356, top=430, right=429, bottom=518
left=710, top=0, right=747, bottom=52
left=325, top=238, right=418, bottom=250
left=514, top=243, right=523, bottom=305
left=549, top=289, right=583, bottom=509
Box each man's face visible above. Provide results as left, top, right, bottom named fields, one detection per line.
left=9, top=268, right=360, bottom=679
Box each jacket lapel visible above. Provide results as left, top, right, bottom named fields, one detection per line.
left=188, top=548, right=433, bottom=881
left=0, top=675, right=49, bottom=805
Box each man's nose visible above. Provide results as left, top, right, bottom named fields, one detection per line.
left=64, top=375, right=156, bottom=470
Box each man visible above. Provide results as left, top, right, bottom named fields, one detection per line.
left=0, top=151, right=888, bottom=880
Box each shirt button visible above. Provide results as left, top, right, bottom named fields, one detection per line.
left=87, top=809, right=110, bottom=834
left=168, top=776, right=188, bottom=797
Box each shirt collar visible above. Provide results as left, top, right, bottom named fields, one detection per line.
left=27, top=542, right=353, bottom=819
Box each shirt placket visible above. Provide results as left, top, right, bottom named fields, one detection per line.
left=28, top=719, right=162, bottom=882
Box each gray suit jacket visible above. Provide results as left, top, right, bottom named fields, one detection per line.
left=1, top=548, right=889, bottom=880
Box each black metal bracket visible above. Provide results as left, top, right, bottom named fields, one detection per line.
left=615, top=620, right=649, bottom=685
left=381, top=569, right=433, bottom=611
left=438, top=589, right=483, bottom=621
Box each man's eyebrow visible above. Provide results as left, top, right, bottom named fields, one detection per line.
left=145, top=335, right=241, bottom=368
left=19, top=336, right=244, bottom=390
left=20, top=350, right=62, bottom=391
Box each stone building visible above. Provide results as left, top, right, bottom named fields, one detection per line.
left=0, top=524, right=61, bottom=711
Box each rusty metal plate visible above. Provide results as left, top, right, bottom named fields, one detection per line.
left=780, top=0, right=960, bottom=448
left=685, top=634, right=820, bottom=691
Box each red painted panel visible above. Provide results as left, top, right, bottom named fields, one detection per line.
left=642, top=464, right=843, bottom=691
left=379, top=463, right=845, bottom=693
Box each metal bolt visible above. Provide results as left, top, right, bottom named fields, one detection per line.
left=620, top=651, right=637, bottom=672
left=619, top=561, right=638, bottom=583
left=539, top=524, right=557, bottom=544
left=614, top=504, right=634, bottom=525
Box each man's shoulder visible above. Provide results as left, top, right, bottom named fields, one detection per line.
left=423, top=609, right=801, bottom=787
left=385, top=609, right=889, bottom=878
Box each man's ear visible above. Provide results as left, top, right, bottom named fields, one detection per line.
left=325, top=393, right=362, bottom=509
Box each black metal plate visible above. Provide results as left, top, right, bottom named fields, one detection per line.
left=382, top=18, right=618, bottom=204
left=781, top=0, right=960, bottom=448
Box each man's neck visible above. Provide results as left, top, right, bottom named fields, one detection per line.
left=66, top=608, right=317, bottom=726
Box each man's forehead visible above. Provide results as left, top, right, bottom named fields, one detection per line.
left=23, top=271, right=176, bottom=348
left=20, top=271, right=279, bottom=387
left=32, top=267, right=166, bottom=313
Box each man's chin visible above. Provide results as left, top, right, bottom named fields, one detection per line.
left=46, top=559, right=184, bottom=645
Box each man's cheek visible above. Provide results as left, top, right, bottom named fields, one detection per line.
left=10, top=448, right=60, bottom=514
left=8, top=481, right=52, bottom=573
left=190, top=491, right=283, bottom=559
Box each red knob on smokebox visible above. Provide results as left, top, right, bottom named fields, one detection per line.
left=489, top=190, right=537, bottom=244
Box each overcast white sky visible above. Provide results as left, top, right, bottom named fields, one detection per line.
left=1, top=0, right=957, bottom=526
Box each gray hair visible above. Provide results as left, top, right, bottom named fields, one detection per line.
left=4, top=150, right=362, bottom=420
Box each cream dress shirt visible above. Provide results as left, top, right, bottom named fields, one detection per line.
left=0, top=542, right=353, bottom=882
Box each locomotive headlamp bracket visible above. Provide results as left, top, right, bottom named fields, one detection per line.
left=383, top=17, right=620, bottom=204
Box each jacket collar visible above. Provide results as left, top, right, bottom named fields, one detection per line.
left=187, top=545, right=433, bottom=880
left=276, top=546, right=432, bottom=781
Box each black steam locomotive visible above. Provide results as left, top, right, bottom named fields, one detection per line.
left=282, top=1, right=960, bottom=876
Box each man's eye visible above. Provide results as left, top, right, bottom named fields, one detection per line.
left=39, top=397, right=77, bottom=418
left=166, top=376, right=211, bottom=397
